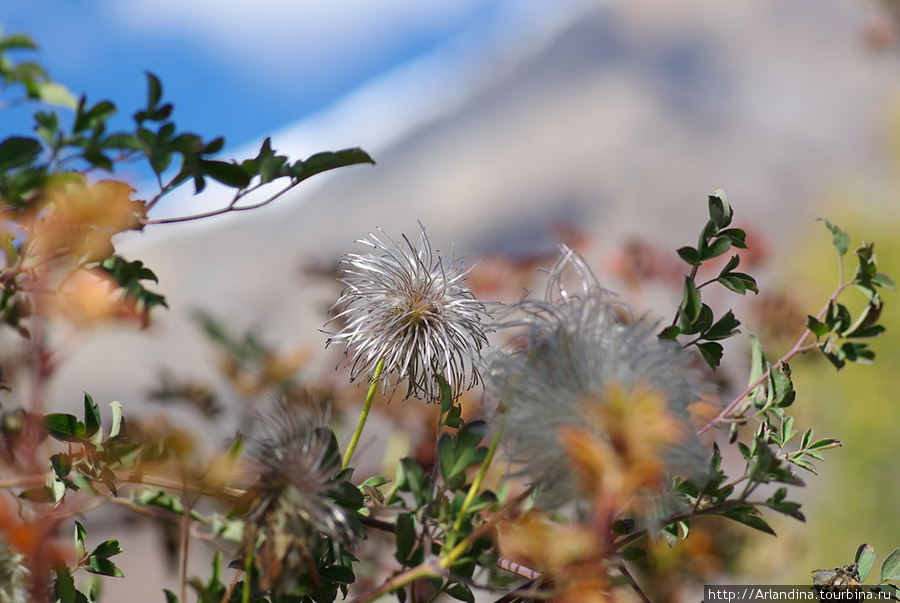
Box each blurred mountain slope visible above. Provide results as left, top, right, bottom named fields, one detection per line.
left=53, top=0, right=899, bottom=419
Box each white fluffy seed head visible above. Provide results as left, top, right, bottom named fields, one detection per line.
left=488, top=248, right=710, bottom=510
left=326, top=224, right=491, bottom=402
left=240, top=396, right=353, bottom=591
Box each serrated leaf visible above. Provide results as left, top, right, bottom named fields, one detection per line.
left=90, top=540, right=122, bottom=559
left=705, top=310, right=741, bottom=340
left=856, top=544, right=877, bottom=582
left=697, top=341, right=724, bottom=370
left=55, top=566, right=79, bottom=603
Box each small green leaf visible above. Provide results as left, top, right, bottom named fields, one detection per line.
left=163, top=589, right=179, bottom=603
left=0, top=136, right=42, bottom=171
left=200, top=160, right=251, bottom=189
left=108, top=401, right=123, bottom=439
left=146, top=72, right=163, bottom=108
left=840, top=341, right=876, bottom=365
left=85, top=556, right=123, bottom=578
left=726, top=510, right=776, bottom=536
left=45, top=413, right=85, bottom=443
left=708, top=189, right=733, bottom=229
left=35, top=81, right=77, bottom=109
left=856, top=544, right=877, bottom=581
left=719, top=228, right=748, bottom=248
left=90, top=540, right=123, bottom=559
left=704, top=310, right=741, bottom=340
left=50, top=453, right=72, bottom=479
left=806, top=315, right=830, bottom=338
left=329, top=480, right=364, bottom=510
left=612, top=518, right=636, bottom=535
left=658, top=325, right=681, bottom=340
left=55, top=566, right=79, bottom=603
left=437, top=374, right=453, bottom=415
left=700, top=237, right=732, bottom=261
left=881, top=548, right=900, bottom=581
left=83, top=393, right=101, bottom=440
left=819, top=218, right=849, bottom=257
left=871, top=272, right=896, bottom=290
left=697, top=341, right=724, bottom=370
left=446, top=583, right=474, bottom=603
left=807, top=438, right=841, bottom=451
left=678, top=277, right=701, bottom=327
left=719, top=254, right=741, bottom=276
left=319, top=565, right=355, bottom=585
left=677, top=246, right=699, bottom=265
left=799, top=428, right=812, bottom=451
left=395, top=513, right=416, bottom=565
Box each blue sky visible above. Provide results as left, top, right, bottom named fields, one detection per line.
left=1, top=0, right=545, bottom=158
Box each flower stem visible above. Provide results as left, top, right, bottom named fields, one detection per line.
left=242, top=553, right=252, bottom=603
left=342, top=358, right=385, bottom=470
left=452, top=427, right=501, bottom=533
left=349, top=561, right=440, bottom=603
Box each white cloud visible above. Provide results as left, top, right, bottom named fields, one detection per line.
left=105, top=0, right=498, bottom=78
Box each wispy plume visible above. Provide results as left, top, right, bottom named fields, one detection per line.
left=326, top=223, right=491, bottom=401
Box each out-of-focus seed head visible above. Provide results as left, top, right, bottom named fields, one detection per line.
left=239, top=395, right=353, bottom=592
left=0, top=541, right=27, bottom=603
left=326, top=224, right=490, bottom=402
left=489, top=248, right=709, bottom=512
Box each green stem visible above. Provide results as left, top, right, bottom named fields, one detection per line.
left=349, top=562, right=440, bottom=603
left=242, top=553, right=252, bottom=603
left=452, top=428, right=502, bottom=533
left=342, top=358, right=385, bottom=470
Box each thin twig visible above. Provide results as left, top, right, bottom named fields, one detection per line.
left=618, top=562, right=652, bottom=603
left=143, top=180, right=298, bottom=226
left=697, top=283, right=849, bottom=435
